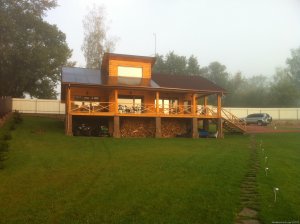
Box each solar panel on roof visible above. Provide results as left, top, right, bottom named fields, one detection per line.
left=62, top=67, right=101, bottom=85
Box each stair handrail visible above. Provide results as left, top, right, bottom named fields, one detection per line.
left=221, top=108, right=246, bottom=130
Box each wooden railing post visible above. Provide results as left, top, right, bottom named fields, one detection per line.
left=114, top=89, right=118, bottom=114
left=217, top=94, right=221, bottom=117
left=204, top=96, right=208, bottom=115
left=192, top=93, right=196, bottom=115
left=156, top=91, right=159, bottom=114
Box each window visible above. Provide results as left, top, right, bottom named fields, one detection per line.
left=118, top=96, right=143, bottom=113
left=117, top=66, right=142, bottom=78
left=155, top=98, right=179, bottom=114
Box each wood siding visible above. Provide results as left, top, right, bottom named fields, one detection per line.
left=108, top=59, right=152, bottom=78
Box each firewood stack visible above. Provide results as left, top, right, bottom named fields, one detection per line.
left=120, top=117, right=155, bottom=137
left=161, top=118, right=189, bottom=138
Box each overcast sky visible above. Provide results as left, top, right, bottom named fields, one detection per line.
left=45, top=0, right=300, bottom=77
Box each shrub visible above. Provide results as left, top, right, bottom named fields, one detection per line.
left=0, top=141, right=9, bottom=152
left=9, top=123, right=16, bottom=131
left=12, top=110, right=23, bottom=124
left=0, top=140, right=9, bottom=169
left=2, top=132, right=12, bottom=141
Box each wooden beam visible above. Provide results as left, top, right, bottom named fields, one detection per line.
left=204, top=96, right=208, bottom=107
left=192, top=93, right=196, bottom=115
left=217, top=94, right=221, bottom=117
left=156, top=91, right=159, bottom=114
left=192, top=117, right=199, bottom=139
left=217, top=118, right=223, bottom=138
left=113, top=116, right=120, bottom=138
left=203, top=96, right=208, bottom=115
left=155, top=117, right=161, bottom=138
left=67, top=86, right=71, bottom=112
left=66, top=86, right=71, bottom=135
left=114, top=89, right=118, bottom=114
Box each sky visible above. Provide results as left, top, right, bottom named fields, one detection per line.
left=45, top=0, right=300, bottom=77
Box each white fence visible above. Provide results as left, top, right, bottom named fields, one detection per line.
left=224, top=107, right=300, bottom=120
left=12, top=98, right=300, bottom=120
left=12, top=98, right=65, bottom=114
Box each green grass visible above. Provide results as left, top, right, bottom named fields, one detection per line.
left=257, top=133, right=300, bottom=223
left=0, top=116, right=299, bottom=223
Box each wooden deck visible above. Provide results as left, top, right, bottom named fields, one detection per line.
left=69, top=101, right=220, bottom=119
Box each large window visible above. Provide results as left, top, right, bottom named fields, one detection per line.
left=155, top=98, right=179, bottom=114
left=117, top=66, right=143, bottom=78
left=118, top=96, right=143, bottom=113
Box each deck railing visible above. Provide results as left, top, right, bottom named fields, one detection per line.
left=69, top=101, right=221, bottom=117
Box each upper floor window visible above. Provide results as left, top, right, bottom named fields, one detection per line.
left=117, top=66, right=142, bottom=78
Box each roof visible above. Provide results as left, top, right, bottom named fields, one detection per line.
left=61, top=67, right=101, bottom=85
left=61, top=67, right=225, bottom=100
left=152, top=73, right=226, bottom=93
left=102, top=53, right=156, bottom=66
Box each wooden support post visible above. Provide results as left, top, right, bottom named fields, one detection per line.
left=217, top=94, right=222, bottom=117
left=113, top=116, right=120, bottom=138
left=155, top=117, right=161, bottom=138
left=217, top=118, right=223, bottom=138
left=156, top=91, right=160, bottom=114
left=66, top=86, right=72, bottom=135
left=68, top=86, right=71, bottom=112
left=68, top=115, right=73, bottom=136
left=114, top=89, right=118, bottom=114
left=192, top=117, right=199, bottom=139
left=192, top=93, right=196, bottom=115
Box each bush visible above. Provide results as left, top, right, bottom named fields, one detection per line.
left=0, top=140, right=9, bottom=169
left=9, top=123, right=16, bottom=131
left=12, top=110, right=23, bottom=124
left=0, top=141, right=9, bottom=152
left=2, top=132, right=12, bottom=141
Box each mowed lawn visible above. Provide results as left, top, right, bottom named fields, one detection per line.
left=257, top=132, right=300, bottom=223
left=0, top=116, right=299, bottom=223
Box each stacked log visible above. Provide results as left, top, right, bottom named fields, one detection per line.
left=161, top=118, right=190, bottom=138
left=120, top=117, right=155, bottom=137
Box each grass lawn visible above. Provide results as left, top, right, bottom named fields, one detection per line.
left=0, top=116, right=299, bottom=223
left=257, top=133, right=300, bottom=223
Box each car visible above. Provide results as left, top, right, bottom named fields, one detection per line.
left=243, top=113, right=272, bottom=126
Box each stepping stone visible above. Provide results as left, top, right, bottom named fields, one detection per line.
left=238, top=207, right=258, bottom=218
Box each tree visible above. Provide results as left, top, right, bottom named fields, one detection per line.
left=186, top=55, right=200, bottom=75
left=269, top=68, right=299, bottom=107
left=0, top=0, right=72, bottom=98
left=203, top=62, right=229, bottom=89
left=153, top=51, right=202, bottom=75
left=81, top=5, right=116, bottom=69
left=164, top=51, right=187, bottom=75
left=286, top=46, right=300, bottom=90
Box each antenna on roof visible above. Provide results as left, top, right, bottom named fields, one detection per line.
left=153, top=33, right=157, bottom=56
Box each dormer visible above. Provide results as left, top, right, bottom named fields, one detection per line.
left=101, top=53, right=156, bottom=79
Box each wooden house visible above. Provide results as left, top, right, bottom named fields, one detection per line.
left=61, top=53, right=245, bottom=138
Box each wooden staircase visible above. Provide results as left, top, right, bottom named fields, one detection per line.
left=221, top=108, right=246, bottom=134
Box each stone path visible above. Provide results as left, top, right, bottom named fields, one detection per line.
left=235, top=135, right=261, bottom=224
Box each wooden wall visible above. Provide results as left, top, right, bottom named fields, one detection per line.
left=108, top=59, right=152, bottom=78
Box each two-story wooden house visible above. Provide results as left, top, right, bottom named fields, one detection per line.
left=61, top=53, right=245, bottom=138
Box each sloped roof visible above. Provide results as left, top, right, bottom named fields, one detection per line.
left=152, top=73, right=226, bottom=93
left=62, top=67, right=102, bottom=85
left=61, top=67, right=225, bottom=94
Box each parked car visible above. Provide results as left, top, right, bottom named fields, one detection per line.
left=243, top=113, right=272, bottom=126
